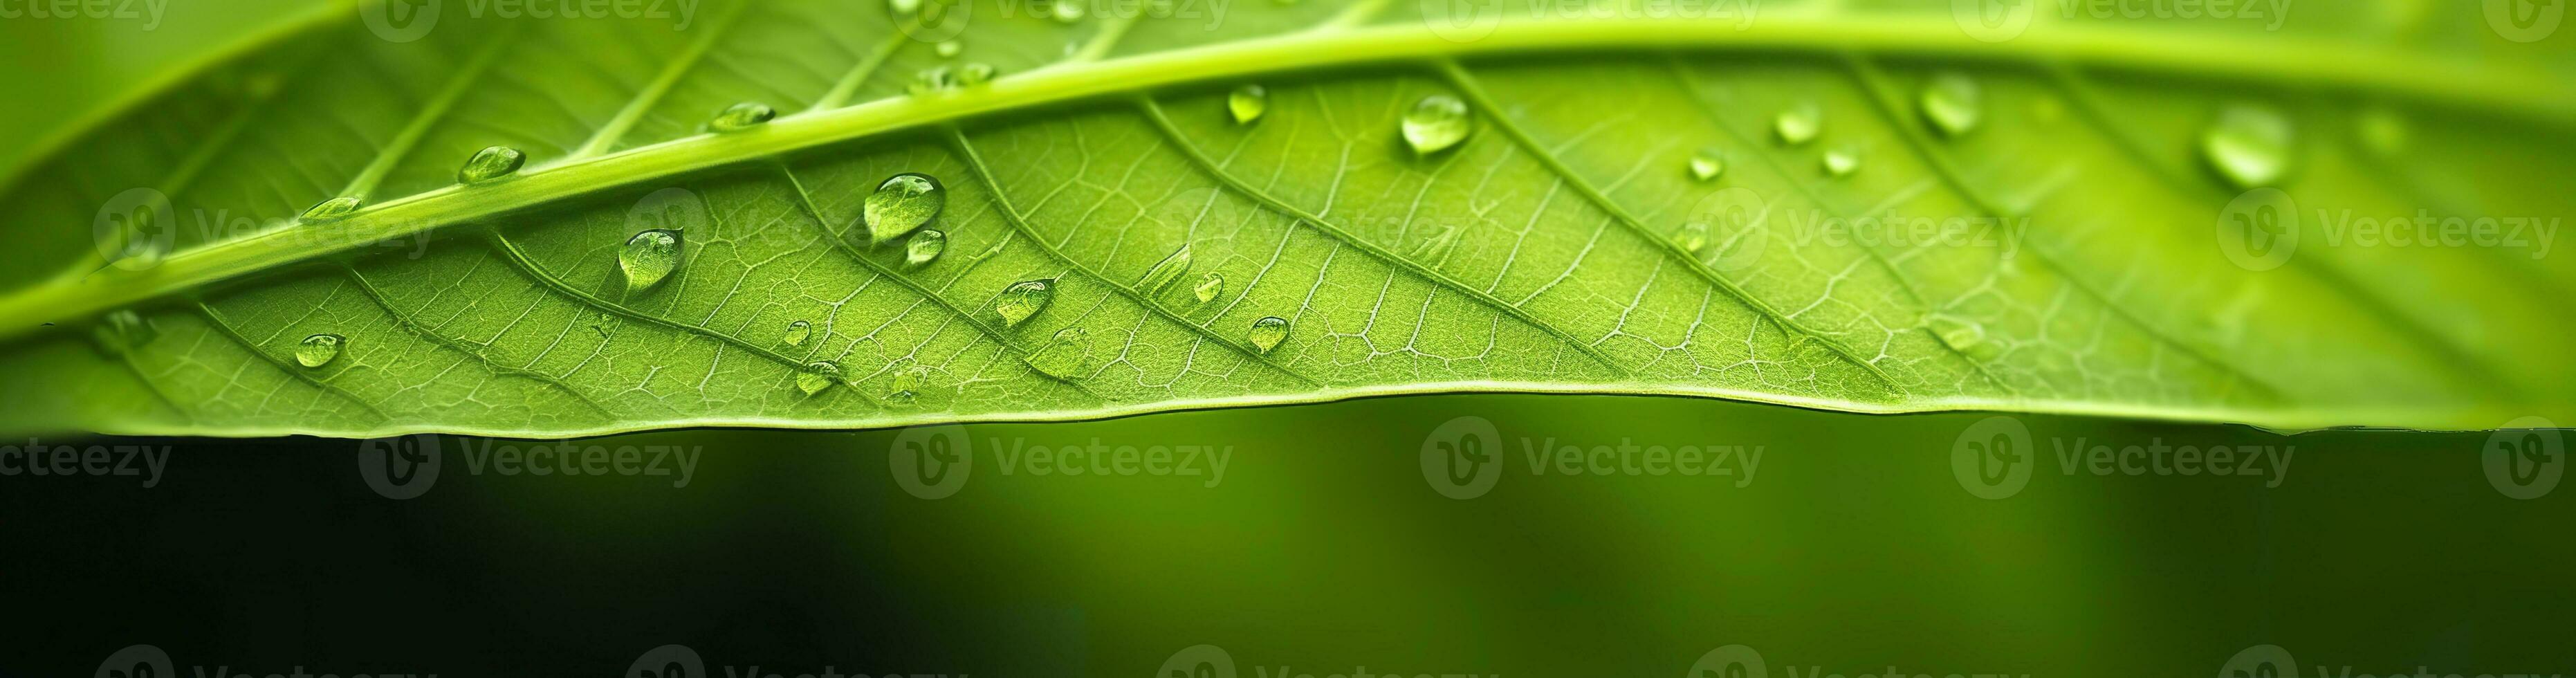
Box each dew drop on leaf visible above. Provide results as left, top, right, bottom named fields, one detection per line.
left=865, top=172, right=946, bottom=244
left=958, top=62, right=997, bottom=86
left=1247, top=316, right=1289, bottom=354
left=1194, top=272, right=1224, bottom=304
left=708, top=102, right=776, bottom=132
left=1050, top=0, right=1084, bottom=22
left=997, top=280, right=1054, bottom=327
left=457, top=145, right=526, bottom=185
left=888, top=365, right=930, bottom=405
left=1918, top=72, right=1982, bottom=138
left=1027, top=327, right=1090, bottom=379
left=909, top=66, right=959, bottom=95
left=1673, top=221, right=1709, bottom=253
left=1229, top=84, right=1268, bottom=125
left=1773, top=103, right=1821, bottom=146
left=782, top=319, right=813, bottom=347
left=888, top=0, right=921, bottom=15
left=1401, top=94, right=1473, bottom=154
left=2200, top=104, right=2295, bottom=189
left=619, top=228, right=683, bottom=291
left=905, top=228, right=948, bottom=266
left=1823, top=148, right=1860, bottom=177
left=301, top=196, right=362, bottom=223
left=796, top=360, right=843, bottom=396
left=91, top=309, right=154, bottom=356
left=1928, top=316, right=2002, bottom=361
left=936, top=40, right=962, bottom=57
left=1688, top=147, right=1724, bottom=182
left=295, top=333, right=344, bottom=368
left=1138, top=244, right=1192, bottom=294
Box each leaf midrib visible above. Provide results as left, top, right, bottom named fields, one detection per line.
left=5, top=13, right=2565, bottom=342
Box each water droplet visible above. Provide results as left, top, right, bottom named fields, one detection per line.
left=936, top=40, right=962, bottom=57
left=782, top=320, right=813, bottom=347
left=1823, top=148, right=1860, bottom=177
left=888, top=364, right=931, bottom=404
left=905, top=229, right=948, bottom=266
left=1050, top=0, right=1084, bottom=21
left=864, top=173, right=946, bottom=244
left=295, top=333, right=344, bottom=367
left=1773, top=103, right=1821, bottom=146
left=1194, top=271, right=1224, bottom=304
left=958, top=62, right=997, bottom=86
left=1688, top=147, right=1724, bottom=181
left=619, top=228, right=683, bottom=291
left=2200, top=104, right=2295, bottom=189
left=91, top=309, right=154, bottom=356
left=888, top=0, right=921, bottom=14
left=1229, top=84, right=1267, bottom=125
left=1138, top=244, right=1192, bottom=295
left=1673, top=221, right=1709, bottom=253
left=301, top=196, right=362, bottom=222
left=709, top=102, right=775, bottom=132
left=908, top=66, right=958, bottom=95
left=1247, top=316, right=1288, bottom=354
left=796, top=360, right=843, bottom=396
left=2357, top=105, right=2408, bottom=156
left=1401, top=94, right=1473, bottom=154
left=996, top=279, right=1053, bottom=327
left=1918, top=72, right=1982, bottom=137
left=1026, top=327, right=1090, bottom=379
left=1928, top=316, right=2002, bottom=361
left=457, top=145, right=526, bottom=185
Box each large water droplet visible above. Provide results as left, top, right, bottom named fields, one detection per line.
left=864, top=173, right=946, bottom=244
left=889, top=364, right=931, bottom=404
left=91, top=309, right=154, bottom=356
left=1773, top=103, right=1821, bottom=146
left=301, top=196, right=362, bottom=223
left=888, top=0, right=921, bottom=14
left=1194, top=272, right=1224, bottom=304
left=1247, top=316, right=1288, bottom=354
left=1688, top=147, right=1724, bottom=182
left=1050, top=0, right=1084, bottom=21
left=1229, top=84, right=1268, bottom=125
left=1823, top=148, right=1860, bottom=177
left=936, top=39, right=963, bottom=57
left=996, top=279, right=1053, bottom=327
left=782, top=319, right=813, bottom=347
left=1027, top=327, right=1089, bottom=379
left=619, top=228, right=683, bottom=291
left=2200, top=104, right=2295, bottom=189
left=457, top=145, right=525, bottom=184
left=296, top=333, right=344, bottom=368
left=1401, top=94, right=1473, bottom=154
left=709, top=102, right=775, bottom=132
left=797, top=360, right=843, bottom=396
left=905, top=229, right=947, bottom=266
left=1673, top=221, right=1709, bottom=253
left=1918, top=72, right=1982, bottom=138
left=909, top=66, right=958, bottom=95
left=1138, top=244, right=1192, bottom=294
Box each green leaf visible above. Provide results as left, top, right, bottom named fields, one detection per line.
left=2, top=0, right=2573, bottom=437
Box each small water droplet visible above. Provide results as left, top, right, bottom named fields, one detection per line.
left=301, top=196, right=362, bottom=222
left=1773, top=103, right=1821, bottom=146
left=1247, top=316, right=1288, bottom=354
left=1026, top=327, right=1090, bottom=379
left=457, top=145, right=526, bottom=184
left=936, top=39, right=962, bottom=57
left=1823, top=148, right=1860, bottom=177
left=889, top=0, right=921, bottom=14
left=888, top=364, right=931, bottom=404
left=1050, top=0, right=1084, bottom=21
left=1229, top=84, right=1268, bottom=125
left=295, top=333, right=344, bottom=367
left=905, top=228, right=948, bottom=266
left=796, top=360, right=842, bottom=396
left=1673, top=221, right=1709, bottom=253
left=1401, top=94, right=1473, bottom=154
left=996, top=279, right=1053, bottom=327
left=1918, top=72, right=1982, bottom=137
left=2200, top=104, right=2295, bottom=189
left=909, top=66, right=959, bottom=95
left=91, top=309, right=154, bottom=356
left=1928, top=315, right=2002, bottom=361
left=1688, top=147, right=1724, bottom=181
left=957, top=62, right=997, bottom=86
left=1194, top=271, right=1224, bottom=304
left=619, top=228, right=683, bottom=291
left=1138, top=244, right=1193, bottom=295
left=2356, top=105, right=2408, bottom=156
left=709, top=102, right=775, bottom=132
left=864, top=172, right=946, bottom=244
left=782, top=319, right=813, bottom=347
